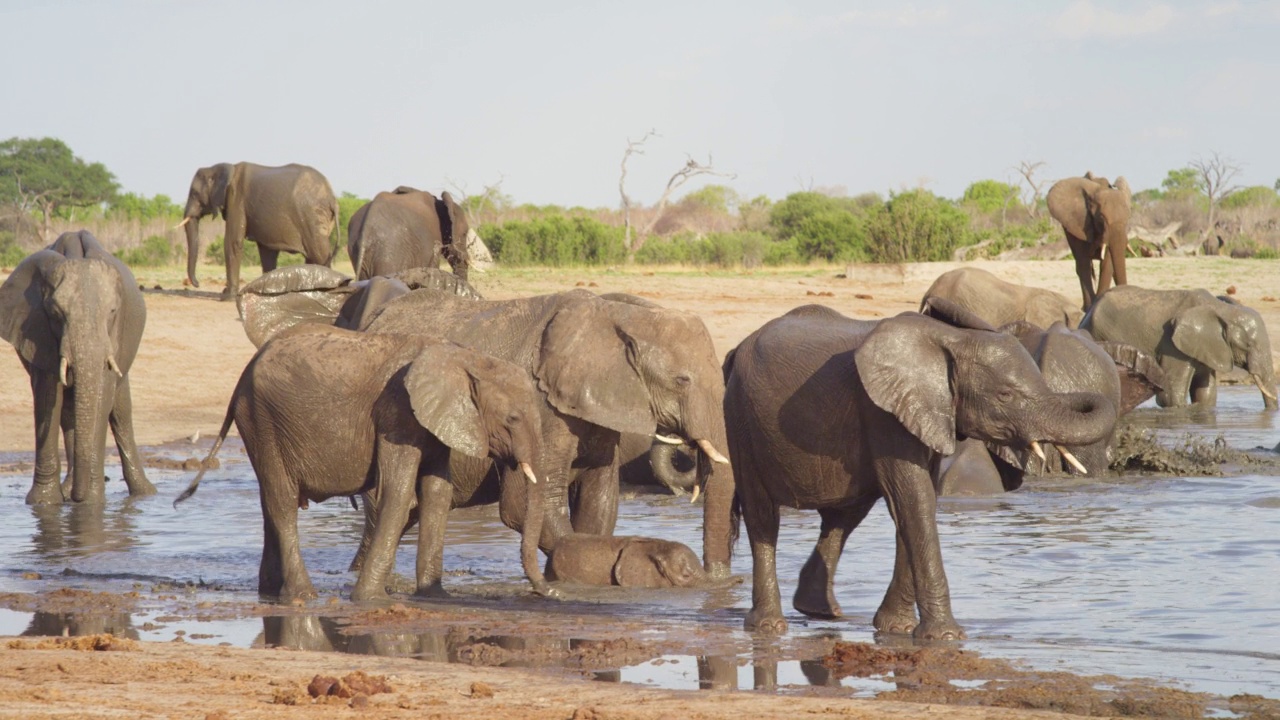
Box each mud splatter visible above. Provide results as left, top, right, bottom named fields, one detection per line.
left=1109, top=426, right=1276, bottom=476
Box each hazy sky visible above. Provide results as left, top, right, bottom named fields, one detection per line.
left=4, top=0, right=1278, bottom=207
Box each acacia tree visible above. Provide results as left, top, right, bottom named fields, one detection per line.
left=618, top=130, right=734, bottom=257
left=1189, top=152, right=1242, bottom=241
left=0, top=137, right=119, bottom=241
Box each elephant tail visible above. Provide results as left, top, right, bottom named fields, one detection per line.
left=173, top=397, right=236, bottom=507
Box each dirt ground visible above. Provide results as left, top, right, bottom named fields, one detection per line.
left=2, top=257, right=1279, bottom=719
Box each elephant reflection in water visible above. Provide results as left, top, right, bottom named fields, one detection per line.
left=29, top=502, right=138, bottom=558
left=23, top=611, right=138, bottom=640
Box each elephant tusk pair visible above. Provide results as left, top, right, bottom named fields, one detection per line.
left=1253, top=375, right=1278, bottom=402
left=174, top=217, right=191, bottom=230
left=519, top=461, right=538, bottom=485
left=107, top=356, right=123, bottom=377
left=1029, top=440, right=1088, bottom=474
left=59, top=357, right=69, bottom=387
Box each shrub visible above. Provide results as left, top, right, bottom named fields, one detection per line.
left=206, top=236, right=261, bottom=267
left=482, top=216, right=626, bottom=267
left=632, top=231, right=785, bottom=269
left=768, top=192, right=872, bottom=262
left=1221, top=186, right=1278, bottom=210
left=961, top=180, right=1022, bottom=215
left=116, top=234, right=176, bottom=267
left=0, top=230, right=27, bottom=267
left=864, top=190, right=972, bottom=263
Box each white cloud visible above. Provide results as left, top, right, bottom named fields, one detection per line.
left=1054, top=1, right=1180, bottom=39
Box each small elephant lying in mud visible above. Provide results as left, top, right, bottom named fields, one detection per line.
left=545, top=534, right=709, bottom=588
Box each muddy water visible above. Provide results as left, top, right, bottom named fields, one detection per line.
left=1, top=386, right=1278, bottom=700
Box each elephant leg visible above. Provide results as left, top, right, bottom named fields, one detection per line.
left=743, top=494, right=787, bottom=633
left=569, top=463, right=619, bottom=536
left=222, top=208, right=247, bottom=300
left=27, top=369, right=66, bottom=505
left=879, top=465, right=963, bottom=640
left=794, top=500, right=874, bottom=619
left=109, top=376, right=155, bottom=497
left=874, top=529, right=919, bottom=634
left=259, top=245, right=280, bottom=274
left=352, top=446, right=421, bottom=601
left=1066, top=235, right=1095, bottom=311
left=59, top=388, right=75, bottom=500
left=412, top=463, right=453, bottom=598
left=255, top=452, right=314, bottom=600
left=1157, top=361, right=1194, bottom=408
left=1190, top=370, right=1218, bottom=406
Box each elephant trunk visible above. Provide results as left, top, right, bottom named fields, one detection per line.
left=649, top=442, right=697, bottom=492
left=67, top=342, right=114, bottom=505
left=183, top=212, right=201, bottom=288
left=1246, top=344, right=1278, bottom=411
left=1025, top=391, right=1116, bottom=452
left=685, top=397, right=734, bottom=579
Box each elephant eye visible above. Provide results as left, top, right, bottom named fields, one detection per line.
left=674, top=374, right=691, bottom=387
left=996, top=389, right=1014, bottom=404
left=507, top=412, right=522, bottom=424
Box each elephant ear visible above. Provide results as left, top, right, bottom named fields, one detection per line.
left=0, top=250, right=66, bottom=372
left=209, top=164, right=235, bottom=217
left=537, top=299, right=656, bottom=436
left=855, top=315, right=956, bottom=455
left=404, top=344, right=488, bottom=459
left=613, top=541, right=663, bottom=587
left=436, top=191, right=465, bottom=246
left=919, top=296, right=997, bottom=332
left=1171, top=306, right=1233, bottom=374
left=1098, top=341, right=1165, bottom=414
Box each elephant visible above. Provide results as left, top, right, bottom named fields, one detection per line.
left=360, top=288, right=735, bottom=578
left=920, top=267, right=1082, bottom=329
left=616, top=431, right=697, bottom=494
left=1082, top=286, right=1278, bottom=410
left=545, top=534, right=709, bottom=588
left=235, top=264, right=480, bottom=348
left=1046, top=173, right=1133, bottom=311
left=174, top=325, right=549, bottom=601
left=0, top=230, right=156, bottom=505
left=347, top=186, right=471, bottom=281
left=722, top=305, right=1116, bottom=637
left=178, top=162, right=338, bottom=299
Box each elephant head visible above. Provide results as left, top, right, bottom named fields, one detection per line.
left=436, top=191, right=470, bottom=280
left=178, top=163, right=235, bottom=288
left=1047, top=173, right=1133, bottom=310
left=613, top=538, right=707, bottom=588
left=0, top=231, right=140, bottom=503
left=1171, top=299, right=1278, bottom=409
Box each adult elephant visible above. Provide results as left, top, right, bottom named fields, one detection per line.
left=176, top=325, right=548, bottom=601
left=178, top=162, right=338, bottom=299
left=616, top=431, right=697, bottom=494
left=362, top=288, right=735, bottom=578
left=347, top=186, right=470, bottom=281
left=1082, top=286, right=1278, bottom=410
left=723, top=305, right=1115, bottom=637
left=920, top=267, right=1082, bottom=329
left=0, top=230, right=156, bottom=505
left=1046, top=173, right=1132, bottom=311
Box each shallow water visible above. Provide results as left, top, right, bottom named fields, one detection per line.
left=1, top=385, right=1278, bottom=699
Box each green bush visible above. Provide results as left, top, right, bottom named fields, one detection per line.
left=0, top=230, right=27, bottom=267
left=1221, top=186, right=1278, bottom=210
left=1253, top=246, right=1279, bottom=260
left=633, top=231, right=788, bottom=269
left=864, top=189, right=972, bottom=263
left=961, top=180, right=1022, bottom=214
left=116, top=234, right=176, bottom=267
left=768, top=192, right=872, bottom=262
left=482, top=216, right=626, bottom=267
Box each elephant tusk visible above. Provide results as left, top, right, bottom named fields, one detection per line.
left=1028, top=440, right=1046, bottom=462
left=1055, top=444, right=1088, bottom=474
left=519, top=461, right=538, bottom=485
left=690, top=484, right=701, bottom=504
left=59, top=357, right=69, bottom=387
left=696, top=438, right=729, bottom=465
left=174, top=216, right=191, bottom=230
left=107, top=356, right=123, bottom=377
left=654, top=433, right=685, bottom=445
left=1253, top=375, right=1278, bottom=402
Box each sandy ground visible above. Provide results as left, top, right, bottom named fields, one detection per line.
left=1, top=257, right=1279, bottom=718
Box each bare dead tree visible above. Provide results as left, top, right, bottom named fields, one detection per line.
left=446, top=174, right=508, bottom=226
left=619, top=129, right=658, bottom=253
left=1189, top=152, right=1243, bottom=241
left=1014, top=160, right=1047, bottom=219
left=636, top=154, right=737, bottom=244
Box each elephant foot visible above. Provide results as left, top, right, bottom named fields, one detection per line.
left=350, top=584, right=390, bottom=602
left=744, top=607, right=788, bottom=634
left=412, top=581, right=450, bottom=600
left=873, top=607, right=918, bottom=636
left=912, top=618, right=966, bottom=642
left=126, top=477, right=158, bottom=497
left=219, top=287, right=236, bottom=302
left=793, top=588, right=842, bottom=620
left=26, top=481, right=65, bottom=505
left=532, top=582, right=565, bottom=600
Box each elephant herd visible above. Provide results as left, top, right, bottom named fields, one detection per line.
left=2, top=165, right=1277, bottom=643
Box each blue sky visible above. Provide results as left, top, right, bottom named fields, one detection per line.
left=3, top=0, right=1278, bottom=207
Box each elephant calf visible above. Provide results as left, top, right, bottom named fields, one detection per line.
left=176, top=325, right=550, bottom=602
left=545, top=534, right=708, bottom=588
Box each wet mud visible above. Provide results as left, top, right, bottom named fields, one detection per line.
left=1109, top=425, right=1280, bottom=476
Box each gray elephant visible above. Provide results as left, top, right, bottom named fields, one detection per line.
left=361, top=288, right=735, bottom=578
left=920, top=267, right=1082, bottom=329
left=545, top=534, right=709, bottom=588
left=1082, top=286, right=1278, bottom=410
left=178, top=162, right=338, bottom=299
left=175, top=325, right=549, bottom=601
left=0, top=230, right=156, bottom=505
left=1046, top=173, right=1132, bottom=311
left=616, top=431, right=697, bottom=494
left=723, top=305, right=1116, bottom=637
left=348, top=186, right=470, bottom=281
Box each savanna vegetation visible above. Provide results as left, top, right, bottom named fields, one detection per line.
left=3, top=136, right=1278, bottom=272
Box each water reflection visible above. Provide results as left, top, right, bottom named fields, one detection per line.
left=28, top=501, right=140, bottom=559
left=22, top=610, right=138, bottom=640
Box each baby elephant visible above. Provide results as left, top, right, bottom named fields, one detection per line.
left=176, top=325, right=549, bottom=602
left=546, top=534, right=708, bottom=588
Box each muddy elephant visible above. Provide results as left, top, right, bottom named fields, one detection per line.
left=1046, top=173, right=1132, bottom=311
left=175, top=325, right=548, bottom=601
left=920, top=267, right=1082, bottom=329
left=348, top=186, right=470, bottom=281
left=723, top=305, right=1116, bottom=637
left=545, top=534, right=709, bottom=588
left=361, top=288, right=734, bottom=578
left=616, top=431, right=697, bottom=494
left=0, top=230, right=156, bottom=505
left=1082, top=286, right=1278, bottom=410
left=178, top=162, right=338, bottom=299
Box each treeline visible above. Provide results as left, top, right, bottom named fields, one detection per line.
left=5, top=136, right=1280, bottom=270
